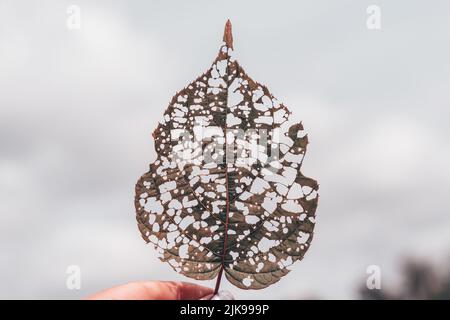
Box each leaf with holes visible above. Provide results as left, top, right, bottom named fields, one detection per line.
left=135, top=20, right=319, bottom=293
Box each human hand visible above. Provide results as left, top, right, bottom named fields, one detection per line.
left=86, top=281, right=213, bottom=300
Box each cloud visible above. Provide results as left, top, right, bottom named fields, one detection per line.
left=1, top=0, right=450, bottom=299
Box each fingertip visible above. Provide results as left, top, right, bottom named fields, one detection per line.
left=177, top=281, right=214, bottom=300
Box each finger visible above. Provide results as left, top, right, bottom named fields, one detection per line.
left=86, top=281, right=213, bottom=300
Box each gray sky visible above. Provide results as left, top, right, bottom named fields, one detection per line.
left=1, top=0, right=450, bottom=299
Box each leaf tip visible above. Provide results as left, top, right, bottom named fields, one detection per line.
left=223, top=19, right=233, bottom=49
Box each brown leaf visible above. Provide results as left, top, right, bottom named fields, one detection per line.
left=135, top=20, right=319, bottom=291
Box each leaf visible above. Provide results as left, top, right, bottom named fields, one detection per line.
left=135, top=20, right=319, bottom=291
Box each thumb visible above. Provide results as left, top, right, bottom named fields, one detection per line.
left=86, top=281, right=213, bottom=300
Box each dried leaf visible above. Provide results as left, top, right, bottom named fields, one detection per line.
left=135, top=20, right=319, bottom=291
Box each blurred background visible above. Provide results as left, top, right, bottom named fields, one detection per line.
left=1, top=0, right=450, bottom=299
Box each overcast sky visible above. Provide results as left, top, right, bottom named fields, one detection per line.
left=1, top=0, right=450, bottom=299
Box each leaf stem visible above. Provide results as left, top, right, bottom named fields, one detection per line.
left=223, top=19, right=233, bottom=49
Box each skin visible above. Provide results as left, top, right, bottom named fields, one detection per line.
left=86, top=281, right=213, bottom=300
